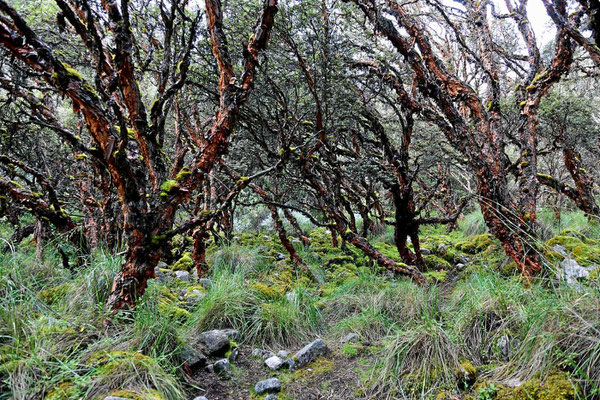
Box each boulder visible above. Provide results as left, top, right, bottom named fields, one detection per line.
left=290, top=338, right=329, bottom=370
left=154, top=267, right=167, bottom=281
left=437, top=243, right=448, bottom=253
left=421, top=248, right=431, bottom=255
left=265, top=355, right=283, bottom=370
left=198, top=329, right=240, bottom=356
left=559, top=257, right=593, bottom=285
left=254, top=378, right=282, bottom=395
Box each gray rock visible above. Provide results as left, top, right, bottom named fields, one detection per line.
left=437, top=243, right=448, bottom=253
left=213, top=358, right=230, bottom=375
left=552, top=244, right=567, bottom=257
left=198, top=329, right=240, bottom=356
left=265, top=395, right=278, bottom=400
left=277, top=350, right=289, bottom=359
left=252, top=348, right=276, bottom=359
left=456, top=263, right=466, bottom=271
left=421, top=248, right=431, bottom=255
left=205, top=364, right=214, bottom=373
left=265, top=355, right=283, bottom=370
left=559, top=257, right=593, bottom=285
left=254, top=378, right=282, bottom=395
left=291, top=339, right=329, bottom=370
left=276, top=252, right=286, bottom=261
left=154, top=267, right=167, bottom=281
left=228, top=347, right=239, bottom=363
left=199, top=278, right=213, bottom=290
left=175, top=270, right=190, bottom=282
left=454, top=254, right=470, bottom=265
left=497, top=334, right=511, bottom=360
left=193, top=397, right=208, bottom=400
left=280, top=358, right=294, bottom=370
left=181, top=345, right=207, bottom=372
left=341, top=333, right=360, bottom=343
left=286, top=291, right=297, bottom=303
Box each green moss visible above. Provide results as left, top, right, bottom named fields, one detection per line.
left=252, top=282, right=282, bottom=299
left=60, top=62, right=83, bottom=81
left=175, top=167, right=191, bottom=181
left=495, top=372, right=579, bottom=399
left=46, top=382, right=82, bottom=400
left=39, top=283, right=70, bottom=305
left=458, top=234, right=493, bottom=254
left=82, top=82, right=99, bottom=99
left=106, top=389, right=165, bottom=400
left=160, top=179, right=178, bottom=194
left=341, top=343, right=363, bottom=358
left=284, top=357, right=334, bottom=383
left=424, top=270, right=448, bottom=283
left=158, top=298, right=190, bottom=321
left=519, top=101, right=527, bottom=108
left=525, top=85, right=536, bottom=91
left=424, top=255, right=452, bottom=271
left=171, top=252, right=193, bottom=271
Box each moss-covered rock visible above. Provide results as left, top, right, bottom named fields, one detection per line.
left=39, top=283, right=71, bottom=305
left=458, top=234, right=493, bottom=254
left=171, top=252, right=194, bottom=271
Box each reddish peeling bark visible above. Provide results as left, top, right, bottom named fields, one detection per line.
left=283, top=208, right=310, bottom=246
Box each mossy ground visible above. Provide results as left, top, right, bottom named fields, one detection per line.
left=0, top=210, right=599, bottom=399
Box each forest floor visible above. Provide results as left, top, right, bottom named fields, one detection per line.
left=1, top=210, right=599, bottom=400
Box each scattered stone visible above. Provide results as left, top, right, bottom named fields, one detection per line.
left=254, top=378, right=282, bottom=395
left=421, top=248, right=431, bottom=255
left=456, top=263, right=466, bottom=271
left=277, top=350, right=289, bottom=359
left=198, top=329, right=240, bottom=356
left=280, top=358, right=294, bottom=370
left=453, top=254, right=470, bottom=265
left=559, top=257, right=593, bottom=285
left=191, top=270, right=199, bottom=281
left=228, top=347, right=239, bottom=363
left=181, top=345, right=207, bottom=373
left=265, top=395, right=278, bottom=400
left=276, top=252, right=286, bottom=260
left=265, top=355, right=283, bottom=370
left=199, top=278, right=213, bottom=290
left=213, top=358, right=230, bottom=376
left=285, top=291, right=297, bottom=303
left=497, top=334, right=511, bottom=360
left=193, top=397, right=208, bottom=400
left=341, top=333, right=360, bottom=343
left=174, top=270, right=190, bottom=282
left=252, top=348, right=276, bottom=359
left=291, top=338, right=329, bottom=370
left=154, top=267, right=167, bottom=281
left=437, top=243, right=448, bottom=253
left=552, top=244, right=567, bottom=257
left=205, top=364, right=214, bottom=373
left=263, top=235, right=271, bottom=240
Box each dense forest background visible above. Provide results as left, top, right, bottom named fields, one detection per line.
left=0, top=0, right=599, bottom=399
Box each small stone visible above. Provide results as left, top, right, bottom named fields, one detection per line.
left=559, top=257, right=592, bottom=285
left=497, top=334, right=511, bottom=360
left=421, top=248, right=431, bottom=255
left=277, top=350, right=289, bottom=359
left=456, top=263, right=465, bottom=270
left=341, top=333, right=360, bottom=343
left=265, top=395, right=278, bottom=400
left=252, top=348, right=276, bottom=359
left=280, top=358, right=294, bottom=370
left=265, top=355, right=283, bottom=370
left=154, top=267, right=167, bottom=281
left=285, top=291, right=297, bottom=303
left=454, top=254, right=470, bottom=265
left=552, top=244, right=567, bottom=257
left=198, top=329, right=240, bottom=356
left=291, top=338, right=329, bottom=370
left=205, top=364, right=214, bottom=373
left=437, top=243, right=448, bottom=253
left=276, top=252, right=286, bottom=260
left=199, top=278, right=213, bottom=290
left=254, top=378, right=282, bottom=395
left=175, top=270, right=190, bottom=282
left=213, top=359, right=230, bottom=375
left=193, top=397, right=208, bottom=400
left=228, top=348, right=239, bottom=363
